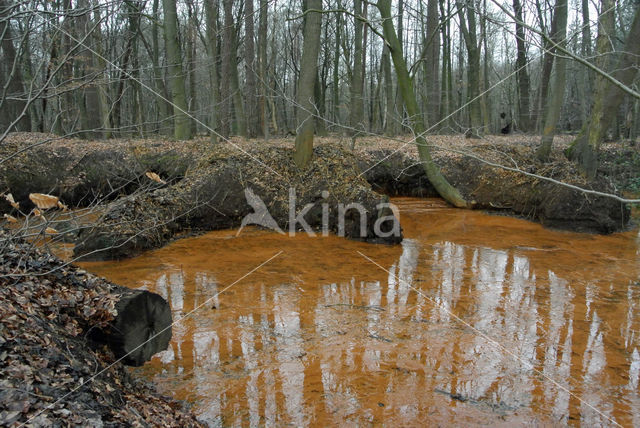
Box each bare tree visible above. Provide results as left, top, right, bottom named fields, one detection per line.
left=293, top=0, right=322, bottom=168
left=535, top=0, right=568, bottom=161
left=163, top=0, right=191, bottom=139
left=567, top=3, right=640, bottom=178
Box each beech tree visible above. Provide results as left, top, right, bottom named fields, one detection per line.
left=162, top=0, right=191, bottom=139
left=376, top=0, right=467, bottom=207
left=456, top=0, right=483, bottom=137
left=512, top=0, right=530, bottom=131
left=293, top=0, right=322, bottom=168
left=535, top=0, right=567, bottom=161
left=567, top=3, right=640, bottom=178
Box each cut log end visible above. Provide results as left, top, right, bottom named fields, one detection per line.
left=96, top=290, right=172, bottom=367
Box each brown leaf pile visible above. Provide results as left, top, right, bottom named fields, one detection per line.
left=0, top=232, right=203, bottom=427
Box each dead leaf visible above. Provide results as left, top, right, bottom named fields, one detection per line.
left=57, top=201, right=69, bottom=211
left=5, top=193, right=19, bottom=210
left=3, top=214, right=18, bottom=223
left=45, top=227, right=58, bottom=234
left=33, top=209, right=42, bottom=217
left=145, top=172, right=166, bottom=184
left=29, top=193, right=59, bottom=209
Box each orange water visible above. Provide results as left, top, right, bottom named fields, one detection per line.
left=81, top=198, right=640, bottom=426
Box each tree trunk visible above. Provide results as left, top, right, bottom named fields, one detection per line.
left=205, top=0, right=220, bottom=142
left=456, top=0, right=483, bottom=136
left=222, top=0, right=247, bottom=137
left=293, top=0, right=322, bottom=168
left=244, top=0, right=259, bottom=137
left=513, top=0, right=531, bottom=131
left=533, top=0, right=558, bottom=131
left=92, top=289, right=172, bottom=367
left=393, top=0, right=405, bottom=133
left=376, top=0, right=467, bottom=208
left=258, top=0, right=269, bottom=139
left=332, top=1, right=341, bottom=125
left=424, top=0, right=440, bottom=127
left=314, top=71, right=328, bottom=136
left=567, top=2, right=639, bottom=178
left=382, top=45, right=396, bottom=135
left=186, top=0, right=198, bottom=136
left=440, top=0, right=454, bottom=130
left=535, top=0, right=568, bottom=161
left=579, top=0, right=592, bottom=125
left=480, top=0, right=491, bottom=133
left=151, top=0, right=170, bottom=134
left=349, top=0, right=365, bottom=147
left=163, top=0, right=192, bottom=139
left=0, top=0, right=30, bottom=132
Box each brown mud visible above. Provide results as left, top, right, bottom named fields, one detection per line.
left=82, top=198, right=640, bottom=426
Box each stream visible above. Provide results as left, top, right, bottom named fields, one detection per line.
left=80, top=198, right=640, bottom=426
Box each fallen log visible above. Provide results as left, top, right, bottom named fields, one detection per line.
left=0, top=232, right=198, bottom=425
left=1, top=232, right=172, bottom=366
left=89, top=289, right=173, bottom=367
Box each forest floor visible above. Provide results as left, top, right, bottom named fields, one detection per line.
left=1, top=131, right=637, bottom=235
left=0, top=232, right=204, bottom=426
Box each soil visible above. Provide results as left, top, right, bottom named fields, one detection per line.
left=71, top=143, right=401, bottom=260
left=1, top=133, right=636, bottom=261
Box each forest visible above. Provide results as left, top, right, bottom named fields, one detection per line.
left=1, top=0, right=640, bottom=425
left=0, top=0, right=638, bottom=167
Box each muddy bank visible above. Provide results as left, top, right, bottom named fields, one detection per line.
left=73, top=144, right=401, bottom=260
left=360, top=140, right=631, bottom=233
left=0, top=233, right=202, bottom=426
left=0, top=133, right=201, bottom=212
left=1, top=134, right=633, bottom=256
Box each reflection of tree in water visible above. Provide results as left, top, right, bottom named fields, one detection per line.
left=100, top=203, right=640, bottom=425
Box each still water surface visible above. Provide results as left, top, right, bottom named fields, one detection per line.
left=81, top=198, right=640, bottom=426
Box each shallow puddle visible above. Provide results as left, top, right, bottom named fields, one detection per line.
left=81, top=198, right=640, bottom=426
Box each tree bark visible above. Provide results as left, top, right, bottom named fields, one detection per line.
left=222, top=0, right=246, bottom=137
left=513, top=0, right=531, bottom=131
left=244, top=0, right=259, bottom=137
left=349, top=0, right=365, bottom=147
left=205, top=0, right=220, bottom=142
left=376, top=0, right=468, bottom=208
left=293, top=0, right=322, bottom=168
left=151, top=0, right=170, bottom=134
left=382, top=45, right=396, bottom=135
left=424, top=0, right=441, bottom=127
left=258, top=0, right=269, bottom=139
left=533, top=0, right=558, bottom=131
left=456, top=0, right=483, bottom=136
left=163, top=0, right=192, bottom=139
left=535, top=0, right=568, bottom=161
left=186, top=0, right=198, bottom=136
left=567, top=2, right=639, bottom=178
left=332, top=1, right=341, bottom=125
left=91, top=289, right=172, bottom=367
left=0, top=0, right=30, bottom=132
